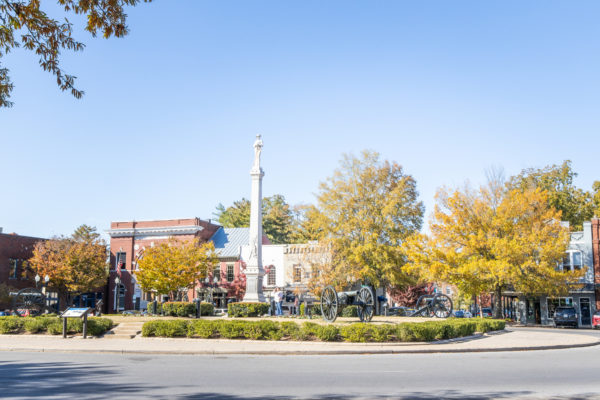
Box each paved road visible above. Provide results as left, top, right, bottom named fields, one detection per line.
left=2, top=336, right=600, bottom=399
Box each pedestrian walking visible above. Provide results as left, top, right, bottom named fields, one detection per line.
left=276, top=288, right=284, bottom=316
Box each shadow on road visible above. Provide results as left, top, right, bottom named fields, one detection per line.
left=0, top=359, right=160, bottom=399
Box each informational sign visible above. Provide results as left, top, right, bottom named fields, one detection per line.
left=61, top=307, right=91, bottom=318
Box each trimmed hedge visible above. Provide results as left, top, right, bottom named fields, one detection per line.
left=142, top=318, right=505, bottom=342
left=147, top=302, right=214, bottom=317
left=160, top=302, right=214, bottom=317
left=0, top=316, right=113, bottom=336
left=227, top=302, right=270, bottom=317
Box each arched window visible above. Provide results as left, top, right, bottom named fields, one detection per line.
left=267, top=267, right=276, bottom=286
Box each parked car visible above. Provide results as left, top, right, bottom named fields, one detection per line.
left=481, top=308, right=492, bottom=318
left=463, top=311, right=473, bottom=318
left=592, top=311, right=600, bottom=329
left=554, top=306, right=578, bottom=328
left=453, top=310, right=465, bottom=318
left=0, top=311, right=9, bottom=316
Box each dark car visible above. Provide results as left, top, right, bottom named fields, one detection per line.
left=554, top=306, right=578, bottom=328
left=453, top=310, right=465, bottom=318
left=481, top=308, right=492, bottom=318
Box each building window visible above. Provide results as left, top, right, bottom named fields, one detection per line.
left=562, top=251, right=583, bottom=272
left=293, top=265, right=302, bottom=283
left=268, top=267, right=276, bottom=286
left=445, top=287, right=452, bottom=295
left=226, top=264, right=234, bottom=282
left=8, top=259, right=18, bottom=279
left=116, top=252, right=126, bottom=270
left=547, top=297, right=573, bottom=320
left=213, top=266, right=221, bottom=282
left=572, top=252, right=582, bottom=270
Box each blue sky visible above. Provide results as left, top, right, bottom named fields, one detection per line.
left=1, top=1, right=598, bottom=239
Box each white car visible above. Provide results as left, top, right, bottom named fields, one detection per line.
left=463, top=311, right=473, bottom=318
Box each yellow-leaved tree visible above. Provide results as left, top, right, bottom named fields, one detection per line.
left=308, top=150, right=425, bottom=292
left=135, top=239, right=218, bottom=301
left=404, top=177, right=584, bottom=318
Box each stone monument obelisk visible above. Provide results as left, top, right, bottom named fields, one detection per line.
left=243, top=135, right=266, bottom=303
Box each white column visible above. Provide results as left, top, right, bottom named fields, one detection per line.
left=243, top=135, right=266, bottom=303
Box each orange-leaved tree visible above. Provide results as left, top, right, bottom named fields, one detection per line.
left=29, top=225, right=108, bottom=307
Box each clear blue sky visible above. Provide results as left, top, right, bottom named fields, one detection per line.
left=1, top=1, right=598, bottom=239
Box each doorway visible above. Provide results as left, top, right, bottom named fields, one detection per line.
left=580, top=298, right=591, bottom=326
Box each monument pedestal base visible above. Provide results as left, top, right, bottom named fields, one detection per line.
left=242, top=269, right=266, bottom=303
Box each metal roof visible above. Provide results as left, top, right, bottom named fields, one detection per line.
left=210, top=227, right=249, bottom=259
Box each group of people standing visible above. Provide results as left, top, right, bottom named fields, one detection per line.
left=271, top=288, right=301, bottom=316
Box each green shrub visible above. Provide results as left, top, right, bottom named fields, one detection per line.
left=371, top=325, right=396, bottom=342
left=227, top=302, right=269, bottom=317
left=341, top=305, right=358, bottom=318
left=188, top=320, right=220, bottom=338
left=475, top=319, right=505, bottom=333
left=300, top=322, right=320, bottom=339
left=162, top=302, right=196, bottom=317
left=340, top=323, right=373, bottom=342
left=87, top=318, right=114, bottom=336
left=147, top=302, right=162, bottom=315
left=0, top=316, right=24, bottom=333
left=24, top=318, right=50, bottom=333
left=219, top=321, right=246, bottom=338
left=199, top=302, right=215, bottom=316
left=315, top=325, right=339, bottom=341
left=142, top=320, right=159, bottom=337
left=142, top=318, right=493, bottom=342
left=142, top=320, right=188, bottom=337
left=47, top=320, right=63, bottom=335
left=279, top=321, right=301, bottom=340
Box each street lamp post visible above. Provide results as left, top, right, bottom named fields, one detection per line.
left=114, top=276, right=121, bottom=313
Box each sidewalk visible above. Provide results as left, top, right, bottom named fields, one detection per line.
left=0, top=328, right=598, bottom=355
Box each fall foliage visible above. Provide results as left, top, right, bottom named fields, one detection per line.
left=135, top=239, right=218, bottom=300
left=404, top=178, right=584, bottom=318
left=28, top=225, right=108, bottom=303
left=307, top=150, right=425, bottom=291
left=508, top=160, right=596, bottom=231
left=0, top=0, right=152, bottom=107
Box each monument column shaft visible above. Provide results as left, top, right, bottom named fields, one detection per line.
left=249, top=171, right=263, bottom=269
left=243, top=134, right=266, bottom=303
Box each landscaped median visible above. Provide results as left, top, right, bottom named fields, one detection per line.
left=0, top=316, right=114, bottom=336
left=142, top=318, right=505, bottom=343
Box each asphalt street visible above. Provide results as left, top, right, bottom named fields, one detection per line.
left=1, top=328, right=600, bottom=400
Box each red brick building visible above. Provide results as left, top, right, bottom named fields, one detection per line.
left=0, top=231, right=46, bottom=309
left=106, top=218, right=221, bottom=313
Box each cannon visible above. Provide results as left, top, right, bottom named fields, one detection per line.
left=320, top=285, right=375, bottom=323
left=11, top=287, right=47, bottom=317
left=409, top=293, right=453, bottom=318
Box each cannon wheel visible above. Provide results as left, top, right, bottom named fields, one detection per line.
left=356, top=286, right=375, bottom=323
left=12, top=287, right=46, bottom=317
left=320, top=286, right=339, bottom=323
left=432, top=293, right=453, bottom=318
